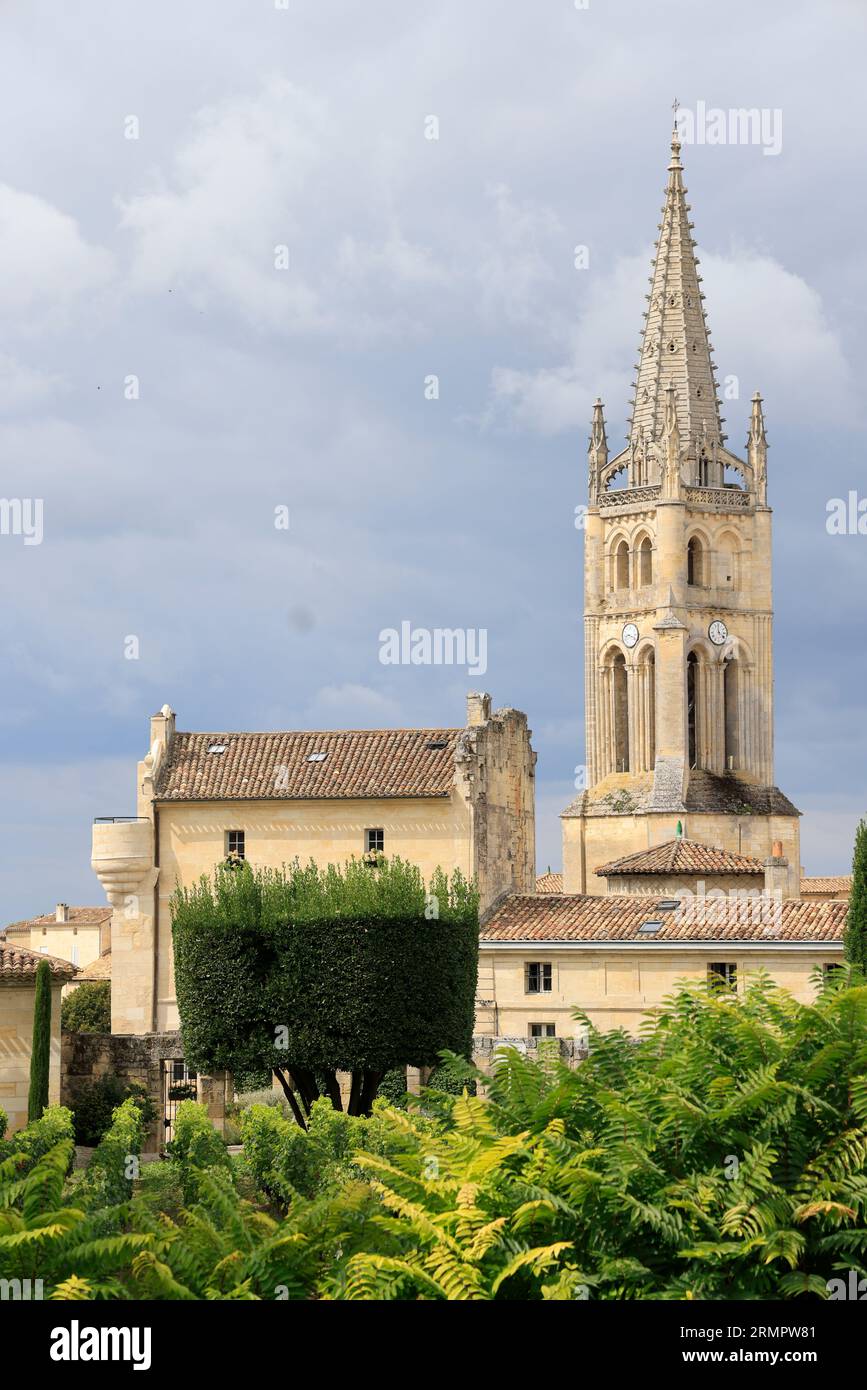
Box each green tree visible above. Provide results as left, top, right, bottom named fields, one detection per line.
left=61, top=981, right=111, bottom=1034
left=27, top=959, right=52, bottom=1122
left=844, top=817, right=867, bottom=973
left=171, top=858, right=478, bottom=1128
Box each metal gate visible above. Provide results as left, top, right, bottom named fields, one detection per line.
left=162, top=1059, right=197, bottom=1144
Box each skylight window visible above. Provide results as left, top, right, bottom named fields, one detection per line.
left=638, top=921, right=663, bottom=935
left=306, top=752, right=327, bottom=763
left=207, top=743, right=226, bottom=754
left=657, top=900, right=680, bottom=911
left=426, top=739, right=448, bottom=750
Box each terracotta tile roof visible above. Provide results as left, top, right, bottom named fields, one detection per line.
left=596, top=838, right=764, bottom=877
left=535, top=872, right=564, bottom=893
left=77, top=948, right=112, bottom=982
left=480, top=893, right=848, bottom=943
left=155, top=728, right=462, bottom=802
left=3, top=906, right=112, bottom=935
left=0, top=941, right=80, bottom=982
left=800, top=876, right=852, bottom=897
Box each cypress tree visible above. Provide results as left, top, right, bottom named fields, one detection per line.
left=843, top=818, right=867, bottom=975
left=27, top=959, right=52, bottom=1122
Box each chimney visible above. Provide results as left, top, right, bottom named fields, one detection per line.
left=466, top=692, right=492, bottom=727
left=55, top=903, right=69, bottom=923
left=150, top=703, right=176, bottom=754
left=764, top=841, right=789, bottom=900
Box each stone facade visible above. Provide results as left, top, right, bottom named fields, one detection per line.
left=0, top=971, right=71, bottom=1134
left=477, top=940, right=842, bottom=1038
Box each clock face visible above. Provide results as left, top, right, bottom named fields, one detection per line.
left=709, top=620, right=728, bottom=646
left=622, top=622, right=639, bottom=649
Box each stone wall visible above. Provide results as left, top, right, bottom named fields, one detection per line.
left=61, top=1029, right=183, bottom=1152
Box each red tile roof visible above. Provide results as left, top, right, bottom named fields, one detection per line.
left=0, top=941, right=80, bottom=981
left=3, top=906, right=111, bottom=935
left=535, top=872, right=564, bottom=893
left=800, top=876, right=852, bottom=897
left=77, top=948, right=111, bottom=982
left=155, top=729, right=461, bottom=802
left=596, top=838, right=764, bottom=877
left=480, top=893, right=848, bottom=943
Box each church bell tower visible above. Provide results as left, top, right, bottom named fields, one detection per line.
left=562, top=122, right=800, bottom=895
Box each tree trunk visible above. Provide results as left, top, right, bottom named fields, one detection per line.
left=273, top=1068, right=307, bottom=1131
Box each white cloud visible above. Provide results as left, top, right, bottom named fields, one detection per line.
left=309, top=683, right=402, bottom=725
left=0, top=185, right=113, bottom=326
left=483, top=249, right=854, bottom=438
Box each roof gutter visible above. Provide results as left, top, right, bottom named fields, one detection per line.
left=479, top=939, right=844, bottom=953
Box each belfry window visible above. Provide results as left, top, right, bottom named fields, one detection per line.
left=615, top=540, right=629, bottom=590
left=639, top=536, right=653, bottom=586
left=687, top=536, right=703, bottom=586
left=613, top=653, right=630, bottom=773
left=724, top=657, right=740, bottom=770
left=687, top=652, right=699, bottom=769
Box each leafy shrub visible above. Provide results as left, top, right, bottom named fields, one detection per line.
left=62, top=981, right=111, bottom=1034
left=81, top=1097, right=146, bottom=1208
left=70, top=1075, right=155, bottom=1147
left=375, top=1068, right=410, bottom=1107
left=425, top=1057, right=477, bottom=1097
left=0, top=1107, right=6, bottom=1142
left=166, top=1100, right=231, bottom=1202
left=0, top=1104, right=75, bottom=1175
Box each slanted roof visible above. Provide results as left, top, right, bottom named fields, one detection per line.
left=800, top=876, right=852, bottom=898
left=596, top=838, right=764, bottom=878
left=154, top=728, right=461, bottom=802
left=77, top=948, right=112, bottom=982
left=3, top=906, right=112, bottom=936
left=480, top=894, right=847, bottom=944
left=535, top=872, right=564, bottom=894
left=0, top=941, right=80, bottom=982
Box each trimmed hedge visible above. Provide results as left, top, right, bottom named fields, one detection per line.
left=172, top=858, right=479, bottom=1083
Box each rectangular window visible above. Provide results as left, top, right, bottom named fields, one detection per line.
left=364, top=828, right=384, bottom=863
left=823, top=962, right=843, bottom=978
left=529, top=1023, right=556, bottom=1039
left=226, top=830, right=245, bottom=860
left=525, top=962, right=552, bottom=994
left=708, top=961, right=737, bottom=991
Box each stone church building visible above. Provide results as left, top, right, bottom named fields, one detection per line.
left=562, top=122, right=801, bottom=896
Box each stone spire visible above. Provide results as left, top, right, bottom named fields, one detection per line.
left=629, top=123, right=723, bottom=454
left=747, top=390, right=768, bottom=505
left=588, top=397, right=608, bottom=498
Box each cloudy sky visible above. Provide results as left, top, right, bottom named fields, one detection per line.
left=0, top=0, right=865, bottom=920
